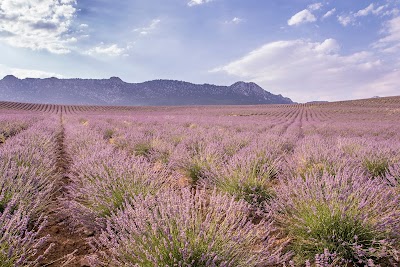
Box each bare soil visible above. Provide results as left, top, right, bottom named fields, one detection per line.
left=37, top=115, right=95, bottom=267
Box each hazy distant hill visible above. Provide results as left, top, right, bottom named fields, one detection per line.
left=0, top=75, right=293, bottom=106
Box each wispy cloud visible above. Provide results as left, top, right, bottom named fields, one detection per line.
left=374, top=16, right=400, bottom=53
left=322, top=8, right=336, bottom=19
left=355, top=3, right=385, bottom=17
left=0, top=0, right=77, bottom=54
left=225, top=17, right=244, bottom=25
left=288, top=10, right=316, bottom=26
left=188, top=0, right=214, bottom=7
left=308, top=3, right=323, bottom=11
left=337, top=15, right=354, bottom=26
left=337, top=3, right=394, bottom=27
left=133, top=19, right=161, bottom=36
left=85, top=43, right=128, bottom=57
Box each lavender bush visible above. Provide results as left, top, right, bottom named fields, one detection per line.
left=273, top=169, right=400, bottom=266
left=0, top=120, right=59, bottom=214
left=95, top=188, right=286, bottom=266
left=68, top=153, right=169, bottom=218
left=210, top=151, right=280, bottom=210
left=0, top=116, right=37, bottom=144
left=386, top=163, right=400, bottom=192
left=288, top=136, right=346, bottom=179
left=170, top=140, right=225, bottom=187
left=0, top=205, right=49, bottom=267
left=65, top=122, right=170, bottom=227
left=0, top=117, right=60, bottom=266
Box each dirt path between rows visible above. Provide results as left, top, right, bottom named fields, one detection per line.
left=37, top=115, right=94, bottom=267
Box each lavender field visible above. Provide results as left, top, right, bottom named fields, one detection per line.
left=0, top=97, right=399, bottom=267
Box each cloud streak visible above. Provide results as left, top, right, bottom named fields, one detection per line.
left=133, top=19, right=161, bottom=36
left=355, top=3, right=385, bottom=17
left=323, top=8, right=336, bottom=19
left=85, top=43, right=128, bottom=57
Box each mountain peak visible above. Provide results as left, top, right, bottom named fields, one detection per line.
left=230, top=81, right=266, bottom=95
left=230, top=81, right=263, bottom=90
left=231, top=81, right=255, bottom=87
left=2, top=75, right=19, bottom=81
left=109, top=76, right=124, bottom=83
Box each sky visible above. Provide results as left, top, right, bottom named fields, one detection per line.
left=0, top=0, right=399, bottom=102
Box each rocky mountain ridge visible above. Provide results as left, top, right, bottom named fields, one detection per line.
left=0, top=75, right=293, bottom=106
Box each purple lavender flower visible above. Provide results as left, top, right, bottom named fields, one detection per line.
left=94, top=188, right=286, bottom=266
left=273, top=169, right=400, bottom=265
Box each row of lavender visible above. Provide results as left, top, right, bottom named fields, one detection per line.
left=64, top=107, right=400, bottom=266
left=0, top=115, right=62, bottom=266
left=0, top=115, right=35, bottom=143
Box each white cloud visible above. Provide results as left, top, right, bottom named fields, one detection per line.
left=85, top=43, right=127, bottom=57
left=323, top=8, right=336, bottom=19
left=338, top=3, right=394, bottom=27
left=232, top=17, right=244, bottom=24
left=381, top=16, right=400, bottom=43
left=374, top=16, right=400, bottom=53
left=355, top=3, right=386, bottom=17
left=133, top=19, right=161, bottom=35
left=0, top=0, right=77, bottom=54
left=308, top=3, right=323, bottom=11
left=314, top=38, right=340, bottom=53
left=355, top=69, right=400, bottom=98
left=337, top=15, right=354, bottom=26
left=356, top=4, right=375, bottom=17
left=211, top=39, right=396, bottom=102
left=382, top=8, right=399, bottom=17
left=0, top=64, right=63, bottom=79
left=225, top=17, right=244, bottom=24
left=188, top=0, right=214, bottom=7
left=288, top=9, right=317, bottom=26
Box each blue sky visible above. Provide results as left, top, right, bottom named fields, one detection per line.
left=0, top=0, right=399, bottom=102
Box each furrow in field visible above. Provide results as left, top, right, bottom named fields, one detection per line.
left=38, top=115, right=92, bottom=267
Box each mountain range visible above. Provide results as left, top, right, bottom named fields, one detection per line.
left=0, top=75, right=293, bottom=106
